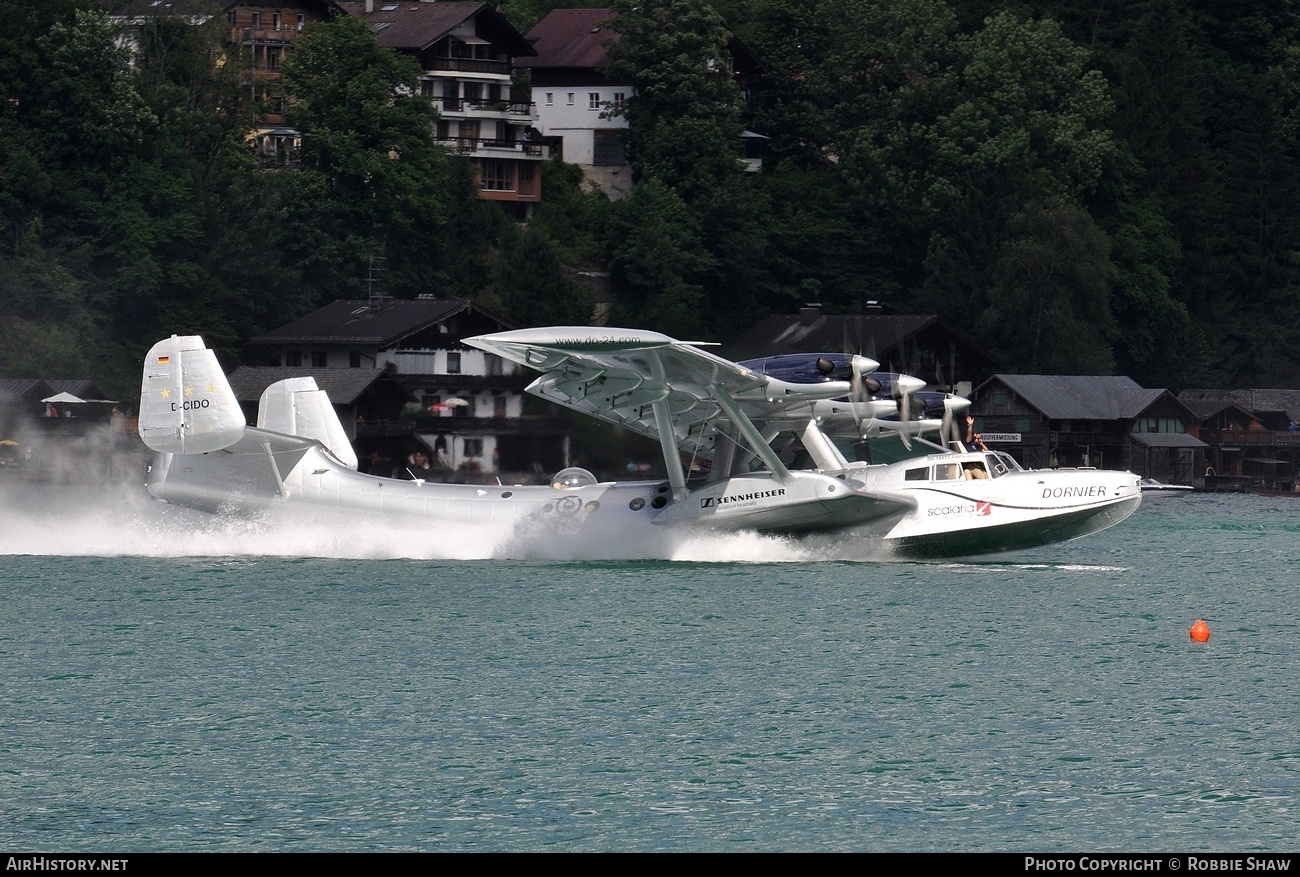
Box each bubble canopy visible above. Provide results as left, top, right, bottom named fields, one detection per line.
left=551, top=467, right=598, bottom=489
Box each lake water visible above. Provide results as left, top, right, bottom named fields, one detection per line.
left=1, top=484, right=1298, bottom=851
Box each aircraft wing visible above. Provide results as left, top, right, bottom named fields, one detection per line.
left=465, top=327, right=886, bottom=462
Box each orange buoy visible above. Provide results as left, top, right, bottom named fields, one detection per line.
left=1190, top=619, right=1211, bottom=643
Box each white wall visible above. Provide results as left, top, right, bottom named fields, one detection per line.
left=534, top=84, right=628, bottom=165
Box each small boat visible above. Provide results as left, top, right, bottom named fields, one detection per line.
left=1139, top=478, right=1194, bottom=496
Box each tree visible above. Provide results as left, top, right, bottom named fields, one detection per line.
left=606, top=0, right=745, bottom=202
left=281, top=15, right=478, bottom=299
left=606, top=179, right=714, bottom=338
left=979, top=199, right=1117, bottom=374
left=493, top=225, right=597, bottom=326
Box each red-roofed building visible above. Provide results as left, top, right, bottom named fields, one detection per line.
left=517, top=8, right=764, bottom=199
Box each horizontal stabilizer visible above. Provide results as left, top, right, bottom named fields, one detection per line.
left=139, top=335, right=246, bottom=454
left=258, top=377, right=358, bottom=470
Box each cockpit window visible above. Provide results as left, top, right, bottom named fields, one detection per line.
left=986, top=453, right=1019, bottom=477
left=904, top=467, right=928, bottom=481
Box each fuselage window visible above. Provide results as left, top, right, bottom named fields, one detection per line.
left=934, top=463, right=963, bottom=481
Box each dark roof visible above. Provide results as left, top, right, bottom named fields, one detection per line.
left=0, top=379, right=53, bottom=403
left=986, top=375, right=1170, bottom=420
left=517, top=8, right=617, bottom=70
left=721, top=312, right=969, bottom=364
left=1130, top=432, right=1207, bottom=449
left=517, top=7, right=761, bottom=75
left=1180, top=398, right=1262, bottom=424
left=0, top=379, right=112, bottom=403
left=247, top=298, right=512, bottom=348
left=47, top=379, right=113, bottom=400
left=338, top=2, right=534, bottom=57
left=114, top=0, right=341, bottom=16
left=227, top=367, right=408, bottom=406
left=1179, top=388, right=1300, bottom=422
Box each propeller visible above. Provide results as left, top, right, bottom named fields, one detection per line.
left=849, top=354, right=881, bottom=400
left=892, top=373, right=925, bottom=450
left=941, top=393, right=972, bottom=451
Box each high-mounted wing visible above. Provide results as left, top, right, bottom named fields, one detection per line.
left=466, top=327, right=897, bottom=489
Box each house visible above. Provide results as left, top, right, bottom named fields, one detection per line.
left=516, top=7, right=764, bottom=199
left=0, top=379, right=138, bottom=481
left=224, top=365, right=413, bottom=475
left=243, top=296, right=570, bottom=479
left=970, top=375, right=1206, bottom=483
left=515, top=8, right=630, bottom=198
left=721, top=305, right=999, bottom=398
left=115, top=1, right=545, bottom=202
left=1178, top=389, right=1300, bottom=489
left=0, top=379, right=118, bottom=426
left=339, top=1, right=545, bottom=217
left=113, top=1, right=344, bottom=166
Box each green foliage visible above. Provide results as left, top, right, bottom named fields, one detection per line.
left=606, top=0, right=744, bottom=201
left=493, top=225, right=597, bottom=326
left=5, top=0, right=1300, bottom=394
left=982, top=199, right=1118, bottom=374
left=281, top=16, right=470, bottom=298
left=606, top=179, right=713, bottom=338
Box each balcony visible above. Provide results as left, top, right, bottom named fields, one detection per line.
left=1050, top=431, right=1128, bottom=446
left=437, top=138, right=550, bottom=160
left=428, top=57, right=509, bottom=76
left=1199, top=430, right=1300, bottom=447
left=237, top=27, right=298, bottom=46
left=432, top=98, right=534, bottom=119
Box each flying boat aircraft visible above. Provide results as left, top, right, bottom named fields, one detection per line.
left=136, top=328, right=1141, bottom=558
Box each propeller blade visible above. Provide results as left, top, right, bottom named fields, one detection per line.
left=894, top=374, right=924, bottom=450
left=849, top=354, right=881, bottom=401
left=941, top=394, right=970, bottom=451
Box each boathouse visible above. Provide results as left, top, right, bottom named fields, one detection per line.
left=969, top=375, right=1206, bottom=484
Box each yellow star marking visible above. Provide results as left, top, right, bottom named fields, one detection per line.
left=184, top=386, right=194, bottom=396
left=206, top=384, right=215, bottom=394
left=160, top=388, right=171, bottom=399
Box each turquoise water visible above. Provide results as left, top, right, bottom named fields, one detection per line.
left=1, top=485, right=1298, bottom=851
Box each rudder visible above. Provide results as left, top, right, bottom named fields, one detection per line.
left=258, top=377, right=359, bottom=470
left=138, top=335, right=246, bottom=454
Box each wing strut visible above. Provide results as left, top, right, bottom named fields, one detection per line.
left=800, top=419, right=851, bottom=471
left=711, top=382, right=792, bottom=482
left=651, top=398, right=689, bottom=501
left=261, top=441, right=290, bottom=498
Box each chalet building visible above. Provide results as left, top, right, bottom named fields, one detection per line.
left=113, top=1, right=344, bottom=165
left=224, top=0, right=344, bottom=162
left=1179, top=389, right=1300, bottom=490
left=722, top=305, right=998, bottom=398
left=516, top=7, right=764, bottom=199
left=243, top=297, right=570, bottom=479
left=339, top=1, right=545, bottom=217
left=224, top=366, right=413, bottom=474
left=970, top=375, right=1206, bottom=483
left=116, top=2, right=545, bottom=209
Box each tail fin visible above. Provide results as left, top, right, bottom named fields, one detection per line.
left=258, top=378, right=359, bottom=470
left=139, top=336, right=246, bottom=454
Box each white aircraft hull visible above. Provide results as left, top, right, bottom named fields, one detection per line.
left=144, top=436, right=1139, bottom=559
left=145, top=431, right=906, bottom=537
left=136, top=331, right=1142, bottom=560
